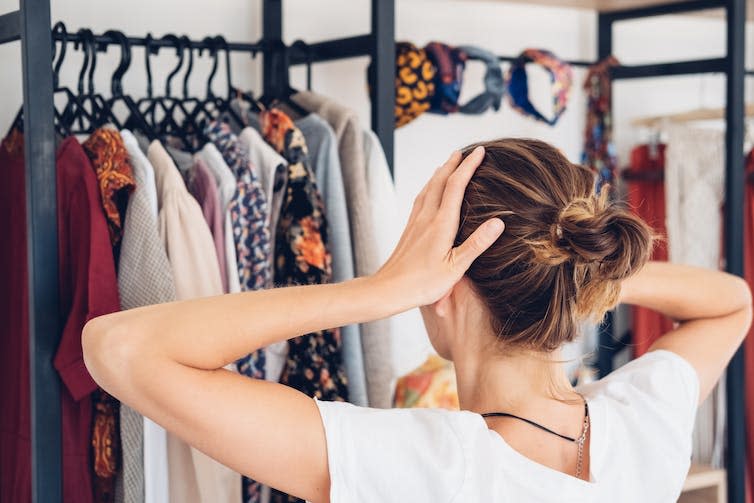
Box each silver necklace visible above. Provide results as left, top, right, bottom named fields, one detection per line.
left=482, top=397, right=591, bottom=479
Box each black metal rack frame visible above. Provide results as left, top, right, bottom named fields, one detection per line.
left=0, top=0, right=747, bottom=501
left=593, top=2, right=747, bottom=502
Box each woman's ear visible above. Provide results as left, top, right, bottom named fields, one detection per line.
left=434, top=276, right=474, bottom=317
left=433, top=289, right=453, bottom=317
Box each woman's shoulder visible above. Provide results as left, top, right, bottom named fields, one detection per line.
left=315, top=399, right=480, bottom=503
left=577, top=349, right=699, bottom=443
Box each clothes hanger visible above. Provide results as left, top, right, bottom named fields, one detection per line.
left=6, top=21, right=71, bottom=135
left=171, top=35, right=215, bottom=150
left=56, top=26, right=103, bottom=136
left=153, top=34, right=193, bottom=140
left=136, top=34, right=184, bottom=138
left=104, top=30, right=158, bottom=140
left=257, top=38, right=309, bottom=118
left=206, top=35, right=250, bottom=126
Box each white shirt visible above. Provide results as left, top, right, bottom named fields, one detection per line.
left=316, top=350, right=698, bottom=502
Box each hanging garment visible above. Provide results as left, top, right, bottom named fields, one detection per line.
left=294, top=114, right=368, bottom=407
left=363, top=129, right=432, bottom=388
left=260, top=108, right=349, bottom=503
left=117, top=130, right=177, bottom=503
left=665, top=124, right=726, bottom=469
left=292, top=91, right=394, bottom=408
left=147, top=141, right=240, bottom=503
left=83, top=127, right=136, bottom=503
left=582, top=56, right=619, bottom=191
left=55, top=136, right=122, bottom=503
left=0, top=129, right=32, bottom=502
left=237, top=126, right=288, bottom=272
left=198, top=143, right=242, bottom=294
left=187, top=157, right=228, bottom=293
left=204, top=120, right=273, bottom=503
left=624, top=144, right=675, bottom=357
left=744, top=150, right=754, bottom=500
left=236, top=126, right=290, bottom=386
left=393, top=355, right=459, bottom=410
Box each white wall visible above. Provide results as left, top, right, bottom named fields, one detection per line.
left=2, top=1, right=750, bottom=216
left=0, top=0, right=750, bottom=370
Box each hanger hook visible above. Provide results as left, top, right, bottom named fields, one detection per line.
left=291, top=39, right=312, bottom=91
left=201, top=36, right=219, bottom=99
left=162, top=34, right=184, bottom=97
left=103, top=30, right=131, bottom=97
left=214, top=35, right=233, bottom=98
left=51, top=22, right=68, bottom=90
left=144, top=33, right=157, bottom=98
left=180, top=35, right=193, bottom=98
left=82, top=29, right=97, bottom=95
left=74, top=28, right=91, bottom=96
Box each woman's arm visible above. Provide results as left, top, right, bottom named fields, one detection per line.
left=82, top=146, right=503, bottom=503
left=620, top=261, right=752, bottom=403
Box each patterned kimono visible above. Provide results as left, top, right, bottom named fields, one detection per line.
left=261, top=109, right=349, bottom=503
left=204, top=120, right=272, bottom=503
left=82, top=128, right=136, bottom=503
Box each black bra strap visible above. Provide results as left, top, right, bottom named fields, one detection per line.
left=481, top=402, right=589, bottom=443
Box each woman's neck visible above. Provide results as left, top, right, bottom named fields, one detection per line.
left=453, top=344, right=580, bottom=415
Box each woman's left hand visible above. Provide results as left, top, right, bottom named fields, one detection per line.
left=374, top=146, right=505, bottom=308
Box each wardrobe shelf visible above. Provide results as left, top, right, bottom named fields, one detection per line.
left=680, top=464, right=727, bottom=503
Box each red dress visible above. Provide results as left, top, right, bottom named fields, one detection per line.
left=0, top=132, right=121, bottom=503
left=54, top=137, right=122, bottom=502
left=625, top=144, right=675, bottom=356
left=0, top=128, right=32, bottom=502
left=744, top=150, right=754, bottom=499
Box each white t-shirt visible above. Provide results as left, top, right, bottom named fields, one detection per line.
left=315, top=350, right=699, bottom=502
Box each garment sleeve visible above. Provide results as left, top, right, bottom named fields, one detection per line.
left=596, top=349, right=700, bottom=438
left=315, top=400, right=466, bottom=503
left=54, top=182, right=120, bottom=401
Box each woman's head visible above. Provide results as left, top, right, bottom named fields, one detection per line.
left=425, top=138, right=653, bottom=357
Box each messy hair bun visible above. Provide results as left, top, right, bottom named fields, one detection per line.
left=456, top=139, right=654, bottom=351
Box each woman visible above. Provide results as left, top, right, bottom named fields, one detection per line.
left=83, top=139, right=751, bottom=501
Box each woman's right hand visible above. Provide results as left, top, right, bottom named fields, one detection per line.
left=373, top=146, right=505, bottom=309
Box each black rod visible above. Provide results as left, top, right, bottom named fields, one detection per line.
left=49, top=29, right=754, bottom=82
left=0, top=9, right=20, bottom=44
left=724, top=0, right=747, bottom=500
left=370, top=0, right=395, bottom=175
left=596, top=11, right=615, bottom=379
left=262, top=0, right=282, bottom=97
left=53, top=30, right=265, bottom=53
left=498, top=54, right=594, bottom=68
left=289, top=34, right=372, bottom=65
left=20, top=0, right=61, bottom=501
left=601, top=0, right=725, bottom=22
left=612, top=57, right=728, bottom=79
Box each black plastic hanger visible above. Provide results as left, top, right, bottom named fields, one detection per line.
left=208, top=35, right=249, bottom=126
left=55, top=26, right=101, bottom=135
left=258, top=39, right=309, bottom=118
left=104, top=30, right=158, bottom=140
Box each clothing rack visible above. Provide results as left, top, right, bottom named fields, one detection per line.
left=1, top=0, right=748, bottom=501
left=0, top=1, right=394, bottom=500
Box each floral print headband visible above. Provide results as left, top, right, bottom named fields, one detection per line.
left=507, top=48, right=573, bottom=126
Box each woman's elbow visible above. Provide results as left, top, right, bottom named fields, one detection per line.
left=731, top=276, right=753, bottom=339
left=83, top=313, right=141, bottom=394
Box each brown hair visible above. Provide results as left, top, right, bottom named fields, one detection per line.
left=456, top=138, right=653, bottom=352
